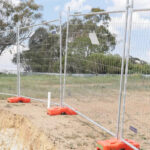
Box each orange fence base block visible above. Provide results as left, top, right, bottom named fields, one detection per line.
left=97, top=139, right=125, bottom=150
left=125, top=139, right=140, bottom=150
left=7, top=97, right=31, bottom=103
left=47, top=107, right=77, bottom=116
left=97, top=138, right=140, bottom=150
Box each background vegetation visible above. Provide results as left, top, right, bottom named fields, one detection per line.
left=0, top=1, right=149, bottom=74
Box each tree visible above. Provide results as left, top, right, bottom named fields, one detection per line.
left=0, top=0, right=42, bottom=55
left=13, top=7, right=117, bottom=73
left=13, top=27, right=60, bottom=72
left=67, top=8, right=116, bottom=57
left=64, top=8, right=116, bottom=73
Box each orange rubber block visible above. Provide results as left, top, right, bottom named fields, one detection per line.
left=47, top=107, right=77, bottom=116
left=7, top=97, right=31, bottom=103
left=63, top=107, right=77, bottom=115
left=47, top=107, right=62, bottom=115
left=97, top=138, right=126, bottom=150
left=97, top=140, right=109, bottom=150
left=125, top=139, right=140, bottom=150
left=7, top=97, right=20, bottom=103
left=19, top=97, right=31, bottom=103
left=109, top=139, right=125, bottom=150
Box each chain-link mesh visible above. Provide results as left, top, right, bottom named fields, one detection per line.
left=0, top=6, right=150, bottom=150
left=0, top=29, right=17, bottom=96
left=122, top=10, right=150, bottom=150
left=64, top=12, right=126, bottom=134
left=18, top=20, right=62, bottom=103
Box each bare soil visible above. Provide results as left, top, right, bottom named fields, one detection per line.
left=0, top=90, right=149, bottom=150
left=0, top=109, right=56, bottom=150
left=0, top=100, right=111, bottom=150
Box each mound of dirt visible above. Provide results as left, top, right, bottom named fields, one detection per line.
left=0, top=110, right=56, bottom=150
left=0, top=100, right=112, bottom=150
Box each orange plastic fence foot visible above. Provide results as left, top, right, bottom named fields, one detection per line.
left=7, top=97, right=31, bottom=103
left=47, top=107, right=77, bottom=116
left=96, top=138, right=140, bottom=150
left=125, top=139, right=140, bottom=150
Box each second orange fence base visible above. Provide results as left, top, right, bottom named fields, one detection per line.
left=97, top=138, right=140, bottom=150
left=7, top=97, right=31, bottom=103
left=47, top=107, right=77, bottom=116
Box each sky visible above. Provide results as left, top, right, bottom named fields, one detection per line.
left=33, top=0, right=150, bottom=21
left=0, top=0, right=150, bottom=71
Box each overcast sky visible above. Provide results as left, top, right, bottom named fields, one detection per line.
left=0, top=0, right=150, bottom=71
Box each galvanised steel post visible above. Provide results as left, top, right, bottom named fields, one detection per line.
left=116, top=0, right=130, bottom=139
left=59, top=13, right=63, bottom=107
left=120, top=0, right=134, bottom=139
left=62, top=7, right=70, bottom=106
left=17, top=25, right=20, bottom=96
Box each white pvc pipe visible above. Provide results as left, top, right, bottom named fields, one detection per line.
left=47, top=92, right=51, bottom=109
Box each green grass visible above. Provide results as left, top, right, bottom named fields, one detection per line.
left=0, top=74, right=149, bottom=100
left=0, top=74, right=17, bottom=94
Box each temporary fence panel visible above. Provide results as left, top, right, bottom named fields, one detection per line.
left=63, top=9, right=127, bottom=137
left=18, top=19, right=63, bottom=104
left=121, top=9, right=150, bottom=150
left=0, top=29, right=18, bottom=97
left=0, top=2, right=150, bottom=150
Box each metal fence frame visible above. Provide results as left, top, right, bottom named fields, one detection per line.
left=62, top=0, right=149, bottom=150
left=62, top=3, right=128, bottom=142
left=0, top=1, right=150, bottom=149
left=0, top=18, right=63, bottom=106
left=120, top=3, right=150, bottom=150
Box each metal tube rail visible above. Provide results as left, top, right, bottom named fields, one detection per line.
left=70, top=10, right=126, bottom=17
left=19, top=19, right=60, bottom=30
left=64, top=103, right=116, bottom=137
left=120, top=0, right=134, bottom=138
left=0, top=92, right=59, bottom=106
left=116, top=0, right=129, bottom=139
left=17, top=25, right=20, bottom=96
left=20, top=95, right=60, bottom=106
left=0, top=19, right=59, bottom=34
left=59, top=13, right=63, bottom=107
left=62, top=7, right=70, bottom=105
left=121, top=139, right=139, bottom=150
left=133, top=8, right=150, bottom=12
left=0, top=92, right=17, bottom=97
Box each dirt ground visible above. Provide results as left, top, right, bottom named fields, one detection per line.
left=0, top=83, right=150, bottom=150
left=0, top=89, right=149, bottom=150
left=0, top=100, right=112, bottom=150
left=0, top=109, right=56, bottom=150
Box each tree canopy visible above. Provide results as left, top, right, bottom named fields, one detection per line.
left=13, top=27, right=60, bottom=72
left=67, top=8, right=116, bottom=57
left=0, top=0, right=42, bottom=55
left=13, top=8, right=116, bottom=73
left=12, top=7, right=150, bottom=74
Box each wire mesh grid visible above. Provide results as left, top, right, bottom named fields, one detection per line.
left=121, top=10, right=150, bottom=150
left=17, top=20, right=62, bottom=103
left=0, top=4, right=150, bottom=150
left=0, top=29, right=17, bottom=96
left=63, top=11, right=127, bottom=136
